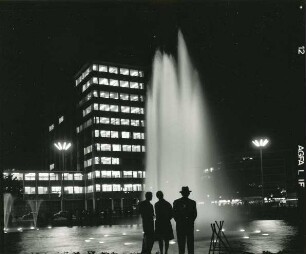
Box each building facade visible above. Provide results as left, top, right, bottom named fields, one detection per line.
left=74, top=62, right=146, bottom=212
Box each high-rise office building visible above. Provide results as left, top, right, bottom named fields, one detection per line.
left=74, top=62, right=146, bottom=211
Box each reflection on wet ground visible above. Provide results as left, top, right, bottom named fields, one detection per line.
left=3, top=220, right=303, bottom=254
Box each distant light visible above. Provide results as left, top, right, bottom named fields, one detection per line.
left=222, top=229, right=225, bottom=232
left=124, top=242, right=133, bottom=246
left=243, top=236, right=250, bottom=239
left=252, top=138, right=269, bottom=147
left=89, top=238, right=94, bottom=239
left=54, top=142, right=72, bottom=151
left=254, top=230, right=261, bottom=233
left=300, top=5, right=303, bottom=9
left=30, top=226, right=35, bottom=230
left=262, top=233, right=269, bottom=236
left=169, top=240, right=176, bottom=245
left=239, top=229, right=245, bottom=232
left=85, top=240, right=91, bottom=242
left=122, top=233, right=127, bottom=235
left=4, top=231, right=8, bottom=234
left=99, top=241, right=104, bottom=244
left=104, top=234, right=109, bottom=237
left=17, top=227, right=23, bottom=231
left=196, top=229, right=200, bottom=232
left=47, top=226, right=52, bottom=229
left=36, top=228, right=39, bottom=231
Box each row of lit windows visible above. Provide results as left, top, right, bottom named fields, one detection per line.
left=76, top=64, right=144, bottom=86
left=10, top=173, right=83, bottom=181
left=82, top=77, right=144, bottom=93
left=83, top=104, right=144, bottom=117
left=84, top=157, right=120, bottom=168
left=88, top=184, right=142, bottom=193
left=96, top=144, right=145, bottom=152
left=94, top=130, right=144, bottom=139
left=87, top=170, right=145, bottom=179
left=76, top=117, right=145, bottom=134
left=79, top=90, right=145, bottom=108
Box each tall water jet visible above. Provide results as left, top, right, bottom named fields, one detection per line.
left=146, top=32, right=221, bottom=225
left=3, top=193, right=14, bottom=230
left=27, top=200, right=42, bottom=228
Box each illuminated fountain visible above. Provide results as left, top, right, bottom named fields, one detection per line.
left=4, top=193, right=14, bottom=231
left=27, top=200, right=42, bottom=228
left=146, top=32, right=222, bottom=224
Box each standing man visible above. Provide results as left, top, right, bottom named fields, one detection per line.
left=139, top=192, right=155, bottom=254
left=173, top=186, right=197, bottom=254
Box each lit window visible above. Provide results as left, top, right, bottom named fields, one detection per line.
left=109, top=67, right=118, bottom=74
left=64, top=186, right=73, bottom=194
left=120, top=81, right=129, bottom=88
left=130, top=82, right=139, bottom=89
left=140, top=95, right=144, bottom=102
left=99, top=78, right=109, bottom=85
left=93, top=103, right=99, bottom=110
left=122, top=145, right=132, bottom=152
left=84, top=145, right=92, bottom=155
left=38, top=186, right=49, bottom=194
left=113, top=184, right=121, bottom=191
left=88, top=172, right=93, bottom=180
left=74, top=186, right=83, bottom=193
left=12, top=173, right=23, bottom=180
left=142, top=145, right=145, bottom=152
left=96, top=184, right=101, bottom=192
left=120, top=68, right=129, bottom=75
left=112, top=144, right=121, bottom=151
left=87, top=185, right=93, bottom=193
left=25, top=173, right=36, bottom=181
left=84, top=158, right=92, bottom=168
left=99, top=65, right=108, bottom=72
left=110, top=92, right=118, bottom=99
left=102, top=184, right=112, bottom=192
left=101, top=157, right=112, bottom=164
left=101, top=144, right=111, bottom=151
left=137, top=171, right=143, bottom=178
left=50, top=173, right=59, bottom=181
left=25, top=187, right=36, bottom=194
left=74, top=173, right=83, bottom=180
left=95, top=170, right=101, bottom=178
left=139, top=83, right=144, bottom=89
left=49, top=124, right=54, bottom=132
left=120, top=93, right=129, bottom=100
left=100, top=104, right=110, bottom=111
left=143, top=172, right=146, bottom=178
left=131, top=107, right=141, bottom=114
left=131, top=120, right=140, bottom=126
left=133, top=171, right=138, bottom=178
left=102, top=171, right=112, bottom=178
left=100, top=117, right=110, bottom=124
left=123, top=171, right=133, bottom=178
left=92, top=64, right=98, bottom=71
left=123, top=184, right=133, bottom=191
left=93, top=77, right=98, bottom=83
left=139, top=71, right=144, bottom=77
left=51, top=186, right=61, bottom=194
left=100, top=91, right=110, bottom=98
left=94, top=157, right=100, bottom=165
left=101, top=130, right=111, bottom=138
left=49, top=163, right=55, bottom=170
left=130, top=94, right=139, bottom=101
left=111, top=131, right=119, bottom=138
left=39, top=173, right=49, bottom=181
left=121, top=106, right=130, bottom=113
left=132, top=145, right=141, bottom=152
left=63, top=173, right=73, bottom=181
left=112, top=171, right=121, bottom=178
left=121, top=119, right=130, bottom=125
left=110, top=105, right=119, bottom=112
left=93, top=91, right=98, bottom=97
left=141, top=120, right=145, bottom=127
left=77, top=127, right=80, bottom=133
left=133, top=184, right=142, bottom=191
left=95, top=130, right=100, bottom=137
left=133, top=132, right=141, bottom=139
left=112, top=157, right=120, bottom=164
left=121, top=132, right=130, bottom=139
left=130, top=69, right=139, bottom=77
left=110, top=79, right=119, bottom=86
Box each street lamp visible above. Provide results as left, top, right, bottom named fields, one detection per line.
left=252, top=138, right=269, bottom=204
left=54, top=141, right=71, bottom=211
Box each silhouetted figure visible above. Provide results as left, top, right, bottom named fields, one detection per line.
left=173, top=186, right=197, bottom=254
left=139, top=192, right=155, bottom=254
left=155, top=191, right=174, bottom=254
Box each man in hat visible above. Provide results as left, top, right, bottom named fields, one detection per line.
left=173, top=186, right=197, bottom=254
left=139, top=192, right=155, bottom=254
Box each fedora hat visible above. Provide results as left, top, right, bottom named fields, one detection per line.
left=180, top=186, right=192, bottom=194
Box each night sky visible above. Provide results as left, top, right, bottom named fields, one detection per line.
left=0, top=1, right=304, bottom=170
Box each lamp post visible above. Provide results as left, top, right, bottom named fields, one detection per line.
left=54, top=142, right=71, bottom=211
left=252, top=138, right=269, bottom=204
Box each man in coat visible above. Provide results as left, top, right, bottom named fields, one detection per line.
left=139, top=192, right=155, bottom=254
left=173, top=186, right=197, bottom=254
